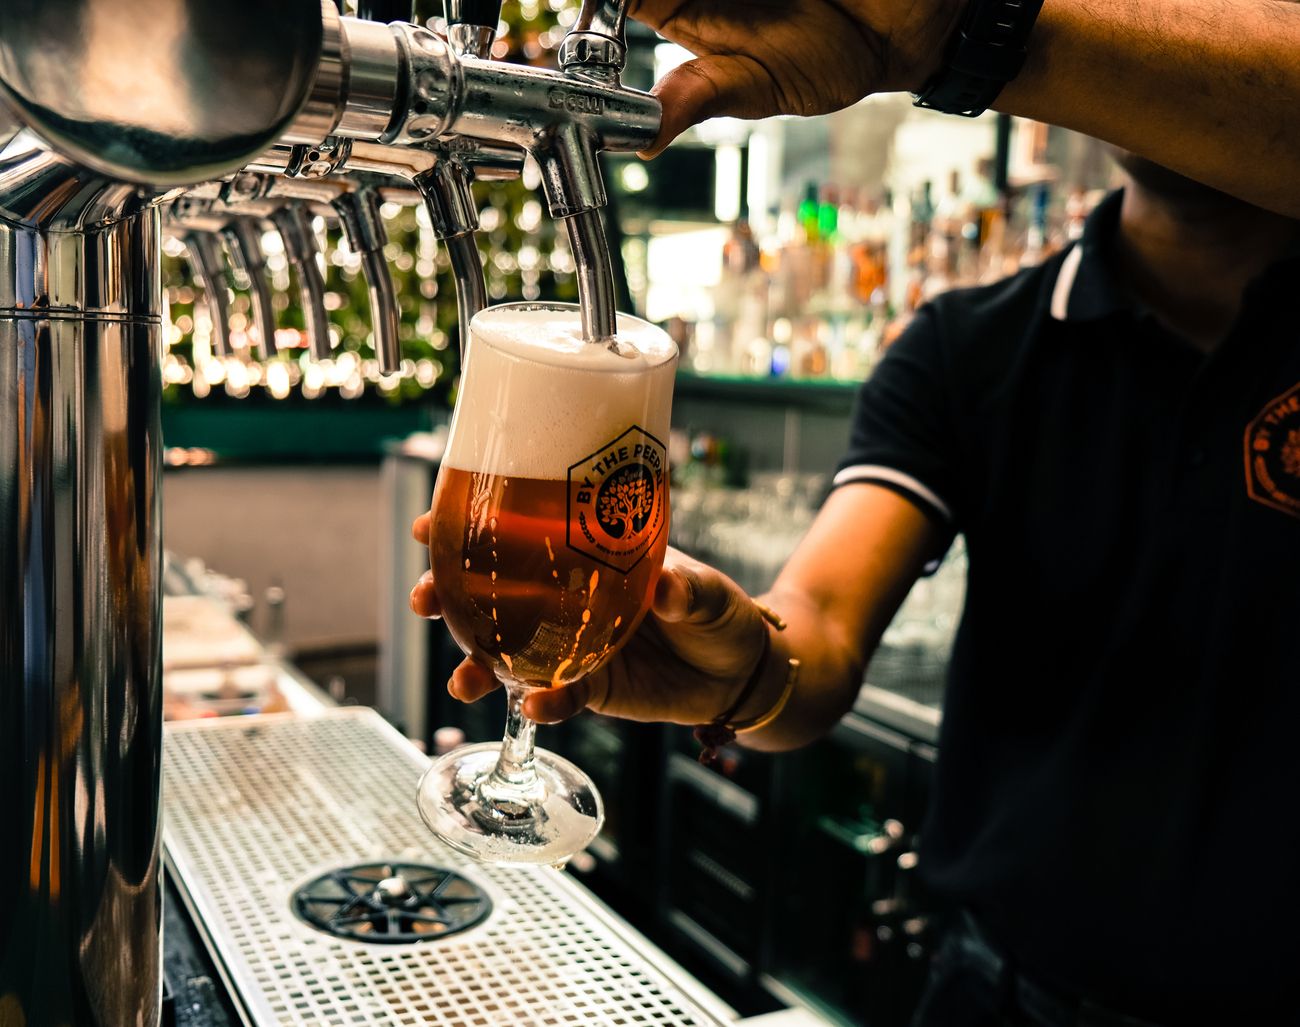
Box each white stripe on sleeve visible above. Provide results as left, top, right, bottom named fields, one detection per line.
left=832, top=464, right=954, bottom=522
left=1049, top=244, right=1083, bottom=321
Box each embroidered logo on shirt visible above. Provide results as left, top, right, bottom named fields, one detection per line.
left=1245, top=383, right=1300, bottom=518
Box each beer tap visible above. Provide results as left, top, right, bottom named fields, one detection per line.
left=247, top=136, right=522, bottom=355
left=331, top=186, right=400, bottom=373
left=211, top=161, right=409, bottom=373
left=270, top=204, right=333, bottom=361
left=319, top=0, right=407, bottom=374
left=417, top=159, right=486, bottom=356
left=172, top=171, right=418, bottom=371
left=181, top=230, right=237, bottom=357
left=279, top=0, right=660, bottom=343
left=169, top=195, right=275, bottom=359
left=423, top=0, right=507, bottom=347
left=219, top=218, right=279, bottom=361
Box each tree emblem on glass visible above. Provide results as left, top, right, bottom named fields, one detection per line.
left=568, top=425, right=668, bottom=573
left=600, top=466, right=653, bottom=535
left=418, top=303, right=677, bottom=865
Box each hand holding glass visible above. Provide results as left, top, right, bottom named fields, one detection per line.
left=417, top=303, right=677, bottom=865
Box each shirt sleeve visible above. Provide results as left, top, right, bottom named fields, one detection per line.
left=834, top=305, right=960, bottom=535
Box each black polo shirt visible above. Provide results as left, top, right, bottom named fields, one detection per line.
left=835, top=191, right=1300, bottom=1023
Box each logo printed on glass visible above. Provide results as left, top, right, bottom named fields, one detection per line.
left=1245, top=381, right=1300, bottom=519
left=567, top=425, right=668, bottom=573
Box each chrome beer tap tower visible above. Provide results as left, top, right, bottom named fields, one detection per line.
left=0, top=0, right=658, bottom=1021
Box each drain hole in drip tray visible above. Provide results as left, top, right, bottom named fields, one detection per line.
left=290, top=862, right=492, bottom=944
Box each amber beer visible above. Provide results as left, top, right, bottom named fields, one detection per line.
left=431, top=468, right=669, bottom=687
left=429, top=304, right=677, bottom=691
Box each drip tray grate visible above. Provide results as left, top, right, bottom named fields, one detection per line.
left=164, top=709, right=731, bottom=1026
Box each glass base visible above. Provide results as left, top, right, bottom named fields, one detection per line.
left=416, top=742, right=605, bottom=867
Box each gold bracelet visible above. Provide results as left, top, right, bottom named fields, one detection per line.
left=733, top=657, right=799, bottom=735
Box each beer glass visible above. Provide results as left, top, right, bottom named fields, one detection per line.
left=417, top=302, right=677, bottom=864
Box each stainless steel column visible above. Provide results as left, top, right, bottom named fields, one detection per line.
left=0, top=146, right=163, bottom=1026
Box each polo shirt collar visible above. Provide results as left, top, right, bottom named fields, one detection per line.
left=1049, top=189, right=1128, bottom=323
left=1050, top=189, right=1300, bottom=324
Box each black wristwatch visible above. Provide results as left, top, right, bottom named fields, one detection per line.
left=912, top=0, right=1046, bottom=117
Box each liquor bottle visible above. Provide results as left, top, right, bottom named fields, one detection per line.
left=797, top=181, right=820, bottom=242
left=1021, top=182, right=1050, bottom=267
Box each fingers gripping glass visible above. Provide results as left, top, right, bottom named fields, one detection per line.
left=417, top=303, right=677, bottom=865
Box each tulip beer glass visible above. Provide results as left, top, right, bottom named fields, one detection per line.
left=416, top=302, right=677, bottom=864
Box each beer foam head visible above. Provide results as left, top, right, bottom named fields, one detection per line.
left=444, top=304, right=678, bottom=478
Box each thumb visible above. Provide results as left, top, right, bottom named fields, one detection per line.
left=653, top=558, right=741, bottom=626
left=640, top=54, right=778, bottom=158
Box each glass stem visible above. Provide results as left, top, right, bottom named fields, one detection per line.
left=490, top=683, right=539, bottom=789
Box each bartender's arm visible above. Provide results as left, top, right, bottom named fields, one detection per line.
left=635, top=0, right=1300, bottom=217
left=411, top=482, right=939, bottom=751
left=721, top=484, right=939, bottom=751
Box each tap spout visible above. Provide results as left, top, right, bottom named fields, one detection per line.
left=564, top=208, right=617, bottom=344
left=220, top=218, right=279, bottom=361
left=332, top=187, right=402, bottom=374
left=271, top=204, right=333, bottom=360
left=182, top=231, right=236, bottom=357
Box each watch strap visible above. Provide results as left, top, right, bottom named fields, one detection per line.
left=913, top=0, right=1046, bottom=117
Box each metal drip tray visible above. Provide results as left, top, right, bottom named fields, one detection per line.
left=163, top=709, right=732, bottom=1026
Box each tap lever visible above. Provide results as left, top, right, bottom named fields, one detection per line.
left=182, top=231, right=236, bottom=358
left=219, top=218, right=279, bottom=361
left=332, top=188, right=401, bottom=374
left=270, top=204, right=332, bottom=360
left=445, top=0, right=502, bottom=58
left=560, top=0, right=631, bottom=81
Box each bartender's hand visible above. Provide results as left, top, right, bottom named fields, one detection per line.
left=409, top=513, right=767, bottom=726
left=631, top=0, right=963, bottom=156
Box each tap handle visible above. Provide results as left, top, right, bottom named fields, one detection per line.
left=219, top=218, right=279, bottom=361
left=560, top=0, right=630, bottom=80
left=356, top=0, right=414, bottom=21
left=331, top=189, right=402, bottom=375
left=270, top=205, right=332, bottom=361
left=444, top=0, right=502, bottom=58
left=182, top=231, right=236, bottom=358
